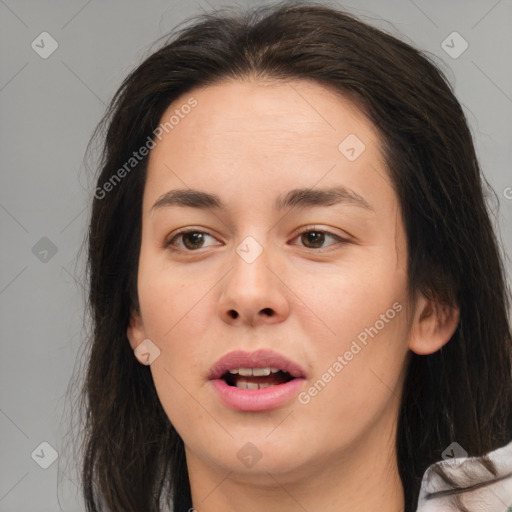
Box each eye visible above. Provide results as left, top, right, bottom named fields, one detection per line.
left=165, top=230, right=221, bottom=252
left=164, top=227, right=349, bottom=253
left=291, top=227, right=348, bottom=250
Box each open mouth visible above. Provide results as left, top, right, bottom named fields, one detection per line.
left=209, top=351, right=306, bottom=411
left=222, top=367, right=295, bottom=390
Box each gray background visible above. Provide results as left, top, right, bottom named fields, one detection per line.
left=1, top=0, right=511, bottom=510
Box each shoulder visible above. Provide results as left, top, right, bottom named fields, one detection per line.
left=416, top=440, right=512, bottom=511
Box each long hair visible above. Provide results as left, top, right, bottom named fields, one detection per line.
left=78, top=2, right=512, bottom=510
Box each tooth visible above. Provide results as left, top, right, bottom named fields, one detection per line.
left=234, top=380, right=275, bottom=390
left=252, top=367, right=271, bottom=376
left=228, top=369, right=239, bottom=374
left=238, top=368, right=253, bottom=376
left=270, top=367, right=280, bottom=373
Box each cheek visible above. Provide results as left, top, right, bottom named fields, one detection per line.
left=295, top=260, right=410, bottom=409
left=295, top=302, right=410, bottom=455
left=151, top=362, right=223, bottom=453
left=135, top=257, right=210, bottom=413
left=138, top=267, right=213, bottom=437
left=138, top=280, right=211, bottom=372
left=295, top=253, right=408, bottom=344
left=136, top=245, right=213, bottom=340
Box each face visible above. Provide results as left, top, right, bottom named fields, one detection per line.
left=127, top=78, right=451, bottom=487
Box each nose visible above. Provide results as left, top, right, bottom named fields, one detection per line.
left=217, top=238, right=290, bottom=327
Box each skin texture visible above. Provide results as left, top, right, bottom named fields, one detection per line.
left=127, top=78, right=459, bottom=512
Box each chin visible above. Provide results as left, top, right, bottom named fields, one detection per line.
left=190, top=430, right=315, bottom=479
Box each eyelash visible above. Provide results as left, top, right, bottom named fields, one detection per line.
left=164, top=227, right=349, bottom=253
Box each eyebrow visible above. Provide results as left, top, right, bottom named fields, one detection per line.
left=151, top=186, right=373, bottom=213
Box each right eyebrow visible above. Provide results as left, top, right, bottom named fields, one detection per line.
left=151, top=189, right=222, bottom=211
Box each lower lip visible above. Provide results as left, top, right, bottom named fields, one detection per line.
left=210, top=378, right=305, bottom=411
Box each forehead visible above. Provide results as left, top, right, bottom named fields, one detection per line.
left=153, top=78, right=377, bottom=155
left=144, top=78, right=392, bottom=213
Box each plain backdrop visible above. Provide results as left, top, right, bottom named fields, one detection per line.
left=1, top=0, right=511, bottom=510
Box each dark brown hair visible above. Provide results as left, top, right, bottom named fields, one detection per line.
left=77, top=2, right=512, bottom=511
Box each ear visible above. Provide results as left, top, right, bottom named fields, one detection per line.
left=127, top=309, right=146, bottom=352
left=408, top=294, right=460, bottom=355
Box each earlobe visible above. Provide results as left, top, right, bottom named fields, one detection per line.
left=127, top=312, right=160, bottom=366
left=408, top=294, right=460, bottom=355
left=127, top=310, right=146, bottom=352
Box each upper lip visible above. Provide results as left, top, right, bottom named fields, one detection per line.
left=208, top=349, right=307, bottom=380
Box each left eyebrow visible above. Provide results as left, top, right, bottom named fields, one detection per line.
left=151, top=186, right=374, bottom=213
left=273, top=186, right=373, bottom=212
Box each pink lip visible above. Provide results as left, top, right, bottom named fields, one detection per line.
left=208, top=349, right=307, bottom=412
left=210, top=378, right=305, bottom=411
left=208, top=349, right=307, bottom=380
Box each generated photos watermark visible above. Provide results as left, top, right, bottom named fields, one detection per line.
left=94, top=97, right=198, bottom=200
left=298, top=301, right=403, bottom=405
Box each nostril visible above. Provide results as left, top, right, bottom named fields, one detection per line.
left=261, top=308, right=273, bottom=316
left=229, top=310, right=238, bottom=319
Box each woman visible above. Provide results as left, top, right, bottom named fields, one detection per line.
left=79, top=2, right=512, bottom=511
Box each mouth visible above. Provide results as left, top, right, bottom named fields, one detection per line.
left=208, top=349, right=306, bottom=411
left=222, top=367, right=296, bottom=389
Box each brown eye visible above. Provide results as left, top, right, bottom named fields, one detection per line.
left=293, top=228, right=347, bottom=250
left=181, top=232, right=206, bottom=250
left=301, top=231, right=326, bottom=249
left=166, top=230, right=219, bottom=252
